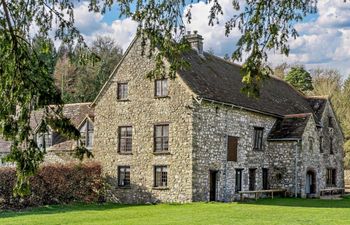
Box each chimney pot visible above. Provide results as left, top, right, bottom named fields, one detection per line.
left=194, top=30, right=198, bottom=34
left=187, top=31, right=191, bottom=35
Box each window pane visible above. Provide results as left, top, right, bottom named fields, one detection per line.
left=118, top=83, right=128, bottom=100
left=155, top=166, right=167, bottom=187
left=156, top=80, right=162, bottom=96
left=118, top=166, right=131, bottom=187
left=162, top=80, right=168, bottom=96
left=163, top=125, right=169, bottom=136
left=87, top=131, right=93, bottom=147
left=155, top=126, right=162, bottom=137
left=154, top=125, right=169, bottom=152
left=254, top=128, right=264, bottom=150
left=155, top=79, right=168, bottom=97
left=163, top=137, right=169, bottom=150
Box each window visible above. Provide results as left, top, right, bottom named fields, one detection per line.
left=235, top=169, right=243, bottom=193
left=80, top=120, right=94, bottom=148
left=253, top=127, right=264, bottom=150
left=262, top=168, right=269, bottom=190
left=154, top=125, right=169, bottom=152
left=227, top=136, right=238, bottom=162
left=117, top=83, right=128, bottom=100
left=155, top=79, right=168, bottom=97
left=328, top=116, right=333, bottom=128
left=249, top=168, right=256, bottom=191
left=36, top=131, right=52, bottom=149
left=326, top=168, right=336, bottom=187
left=154, top=166, right=168, bottom=187
left=320, top=136, right=323, bottom=153
left=119, top=126, right=132, bottom=153
left=309, top=137, right=314, bottom=151
left=118, top=166, right=131, bottom=187
left=330, top=137, right=334, bottom=155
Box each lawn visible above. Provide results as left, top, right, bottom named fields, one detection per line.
left=1, top=197, right=350, bottom=225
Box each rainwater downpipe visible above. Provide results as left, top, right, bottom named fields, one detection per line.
left=223, top=109, right=229, bottom=202
left=295, top=140, right=301, bottom=198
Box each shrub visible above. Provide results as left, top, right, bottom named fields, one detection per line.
left=0, top=162, right=103, bottom=209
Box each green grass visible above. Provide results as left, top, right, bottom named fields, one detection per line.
left=2, top=197, right=350, bottom=225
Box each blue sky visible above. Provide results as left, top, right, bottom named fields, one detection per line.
left=72, top=0, right=350, bottom=77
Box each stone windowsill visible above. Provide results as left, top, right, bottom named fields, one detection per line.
left=117, top=186, right=131, bottom=189
left=153, top=151, right=171, bottom=155
left=118, top=152, right=133, bottom=155
left=253, top=148, right=264, bottom=151
left=152, top=187, right=169, bottom=190
left=116, top=99, right=130, bottom=102
left=154, top=96, right=170, bottom=99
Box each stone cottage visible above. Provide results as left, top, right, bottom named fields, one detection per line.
left=0, top=102, right=94, bottom=165
left=91, top=33, right=344, bottom=203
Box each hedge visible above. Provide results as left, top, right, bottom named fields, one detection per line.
left=0, top=162, right=103, bottom=209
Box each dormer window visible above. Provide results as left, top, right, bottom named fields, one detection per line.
left=80, top=119, right=94, bottom=148
left=117, top=83, right=128, bottom=100
left=155, top=79, right=168, bottom=97
left=36, top=131, right=52, bottom=149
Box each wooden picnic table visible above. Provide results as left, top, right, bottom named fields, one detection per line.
left=239, top=189, right=287, bottom=201
left=320, top=187, right=345, bottom=196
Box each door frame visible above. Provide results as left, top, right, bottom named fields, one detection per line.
left=306, top=169, right=316, bottom=194
left=209, top=170, right=218, bottom=201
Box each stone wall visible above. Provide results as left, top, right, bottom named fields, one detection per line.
left=93, top=38, right=195, bottom=203
left=191, top=101, right=277, bottom=201
left=299, top=102, right=344, bottom=198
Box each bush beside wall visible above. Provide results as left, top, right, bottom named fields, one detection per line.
left=0, top=162, right=103, bottom=209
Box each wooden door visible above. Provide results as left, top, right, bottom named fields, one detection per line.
left=209, top=171, right=218, bottom=201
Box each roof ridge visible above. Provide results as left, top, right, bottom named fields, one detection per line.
left=47, top=102, right=92, bottom=107
left=306, top=95, right=329, bottom=99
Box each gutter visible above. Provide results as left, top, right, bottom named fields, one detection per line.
left=268, top=138, right=302, bottom=142
left=200, top=97, right=284, bottom=119
left=295, top=140, right=301, bottom=197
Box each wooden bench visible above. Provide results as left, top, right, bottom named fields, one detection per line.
left=320, top=188, right=345, bottom=196
left=239, top=189, right=287, bottom=201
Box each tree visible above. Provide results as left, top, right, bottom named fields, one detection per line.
left=54, top=36, right=123, bottom=103
left=0, top=0, right=92, bottom=196
left=310, top=68, right=342, bottom=97
left=284, top=66, right=313, bottom=93
left=74, top=36, right=123, bottom=102
left=273, top=63, right=289, bottom=80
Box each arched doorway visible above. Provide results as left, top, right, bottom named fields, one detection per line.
left=306, top=170, right=316, bottom=195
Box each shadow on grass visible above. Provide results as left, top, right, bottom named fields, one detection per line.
left=239, top=195, right=350, bottom=208
left=0, top=203, right=151, bottom=219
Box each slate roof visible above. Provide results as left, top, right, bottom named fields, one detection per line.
left=267, top=114, right=312, bottom=140
left=0, top=103, right=93, bottom=153
left=30, top=102, right=93, bottom=130
left=306, top=96, right=327, bottom=122
left=178, top=51, right=315, bottom=117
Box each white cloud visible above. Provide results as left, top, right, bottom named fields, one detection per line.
left=73, top=2, right=137, bottom=51
left=69, top=1, right=350, bottom=76
left=268, top=0, right=350, bottom=76
left=183, top=0, right=242, bottom=56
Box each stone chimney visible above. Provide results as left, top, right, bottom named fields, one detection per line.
left=185, top=30, right=204, bottom=55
